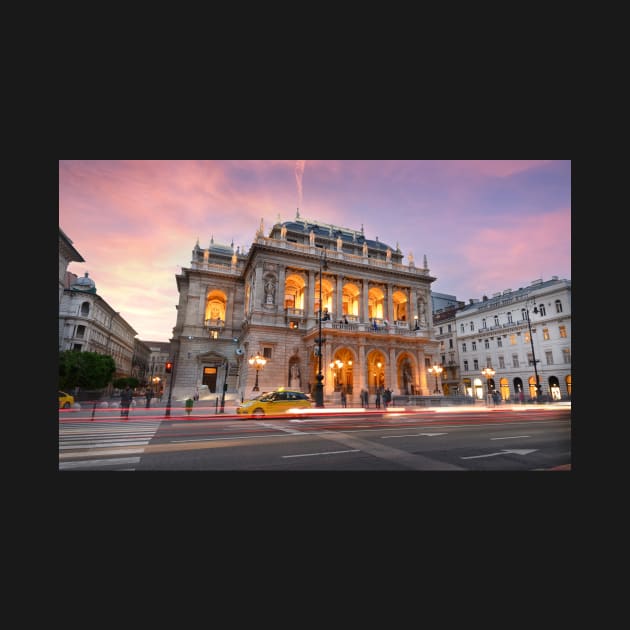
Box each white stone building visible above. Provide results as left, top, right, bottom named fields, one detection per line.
left=170, top=213, right=440, bottom=404
left=455, top=277, right=572, bottom=401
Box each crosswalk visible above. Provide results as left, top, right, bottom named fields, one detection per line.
left=59, top=421, right=161, bottom=470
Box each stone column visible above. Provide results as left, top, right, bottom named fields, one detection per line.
left=254, top=265, right=264, bottom=308
left=362, top=278, right=369, bottom=322
left=277, top=264, right=286, bottom=312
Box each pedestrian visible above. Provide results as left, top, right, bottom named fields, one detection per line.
left=383, top=388, right=391, bottom=410
left=375, top=389, right=381, bottom=409
left=519, top=390, right=524, bottom=404
left=185, top=397, right=194, bottom=416
left=120, top=385, right=133, bottom=418
left=492, top=390, right=500, bottom=406
left=343, top=315, right=348, bottom=325
left=372, top=319, right=378, bottom=331
left=340, top=389, right=347, bottom=408
left=145, top=387, right=153, bottom=408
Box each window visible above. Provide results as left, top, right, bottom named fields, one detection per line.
left=447, top=324, right=452, bottom=333
left=521, top=308, right=527, bottom=321
left=507, top=312, right=513, bottom=324
left=76, top=325, right=86, bottom=338
left=539, top=303, right=546, bottom=316
left=472, top=341, right=477, bottom=351
left=482, top=318, right=487, bottom=329
left=543, top=327, right=550, bottom=340
left=559, top=325, right=567, bottom=338
left=498, top=356, right=505, bottom=369
left=545, top=351, right=554, bottom=365
left=563, top=348, right=571, bottom=363
left=449, top=339, right=453, bottom=349
left=263, top=348, right=272, bottom=359
left=462, top=343, right=467, bottom=353
left=527, top=353, right=535, bottom=366
left=555, top=299, right=563, bottom=313
left=494, top=315, right=499, bottom=326
left=460, top=323, right=465, bottom=333
left=81, top=302, right=90, bottom=316
left=512, top=354, right=519, bottom=368
left=470, top=321, right=475, bottom=331
left=497, top=337, right=503, bottom=348
left=524, top=332, right=531, bottom=344
left=473, top=359, right=479, bottom=370
left=509, top=334, right=517, bottom=345
left=463, top=360, right=469, bottom=371
left=484, top=339, right=490, bottom=349
left=210, top=331, right=218, bottom=340
left=439, top=326, right=443, bottom=335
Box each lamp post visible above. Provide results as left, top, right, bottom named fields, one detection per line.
left=248, top=352, right=267, bottom=391
left=428, top=364, right=443, bottom=394
left=314, top=248, right=328, bottom=408
left=481, top=366, right=496, bottom=406
left=525, top=301, right=542, bottom=401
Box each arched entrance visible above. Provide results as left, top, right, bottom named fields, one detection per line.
left=329, top=347, right=355, bottom=395
left=397, top=354, right=415, bottom=395
left=366, top=350, right=386, bottom=394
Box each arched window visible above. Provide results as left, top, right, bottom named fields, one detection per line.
left=555, top=299, right=563, bottom=313
left=81, top=301, right=90, bottom=316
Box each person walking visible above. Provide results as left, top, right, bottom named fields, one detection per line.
left=145, top=387, right=153, bottom=409
left=120, top=385, right=133, bottom=418
left=375, top=388, right=381, bottom=409
left=340, top=389, right=347, bottom=408
left=185, top=397, right=194, bottom=416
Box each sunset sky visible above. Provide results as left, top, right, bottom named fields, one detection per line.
left=59, top=160, right=571, bottom=341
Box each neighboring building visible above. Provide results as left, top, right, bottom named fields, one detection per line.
left=143, top=341, right=172, bottom=397
left=170, top=213, right=441, bottom=403
left=59, top=270, right=138, bottom=380
left=455, top=277, right=572, bottom=401
left=131, top=338, right=152, bottom=385
left=431, top=291, right=462, bottom=314
left=432, top=301, right=466, bottom=396
left=59, top=228, right=84, bottom=303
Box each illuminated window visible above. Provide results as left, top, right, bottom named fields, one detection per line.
left=543, top=327, right=550, bottom=340
left=559, top=325, right=567, bottom=338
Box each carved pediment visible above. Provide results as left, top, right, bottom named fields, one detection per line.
left=197, top=351, right=226, bottom=363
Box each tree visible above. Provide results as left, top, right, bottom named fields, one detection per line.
left=113, top=377, right=140, bottom=390
left=59, top=351, right=116, bottom=390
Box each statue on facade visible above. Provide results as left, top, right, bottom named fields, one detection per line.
left=265, top=278, right=276, bottom=304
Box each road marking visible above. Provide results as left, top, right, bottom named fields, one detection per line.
left=59, top=457, right=141, bottom=470
left=461, top=448, right=538, bottom=460
left=490, top=435, right=531, bottom=440
left=283, top=449, right=360, bottom=458
left=382, top=432, right=448, bottom=438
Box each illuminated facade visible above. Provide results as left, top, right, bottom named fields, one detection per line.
left=170, top=213, right=440, bottom=403
left=456, top=277, right=572, bottom=401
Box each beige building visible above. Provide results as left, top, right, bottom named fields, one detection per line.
left=170, top=213, right=440, bottom=404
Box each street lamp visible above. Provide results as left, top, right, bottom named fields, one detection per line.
left=314, top=248, right=328, bottom=408
left=481, top=366, right=496, bottom=405
left=428, top=364, right=443, bottom=394
left=248, top=351, right=267, bottom=391
left=525, top=301, right=543, bottom=401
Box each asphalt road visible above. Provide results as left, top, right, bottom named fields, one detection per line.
left=59, top=406, right=571, bottom=471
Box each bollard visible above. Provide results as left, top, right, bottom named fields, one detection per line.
left=215, top=397, right=219, bottom=413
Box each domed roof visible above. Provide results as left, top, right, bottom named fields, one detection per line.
left=72, top=272, right=96, bottom=293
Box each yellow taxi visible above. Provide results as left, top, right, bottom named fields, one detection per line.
left=58, top=390, right=75, bottom=409
left=236, top=387, right=312, bottom=417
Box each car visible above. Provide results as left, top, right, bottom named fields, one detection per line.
left=58, top=390, right=75, bottom=409
left=236, top=387, right=312, bottom=417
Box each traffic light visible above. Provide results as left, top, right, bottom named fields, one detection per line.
left=165, top=361, right=173, bottom=373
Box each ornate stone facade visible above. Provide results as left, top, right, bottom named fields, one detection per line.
left=170, top=214, right=440, bottom=403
